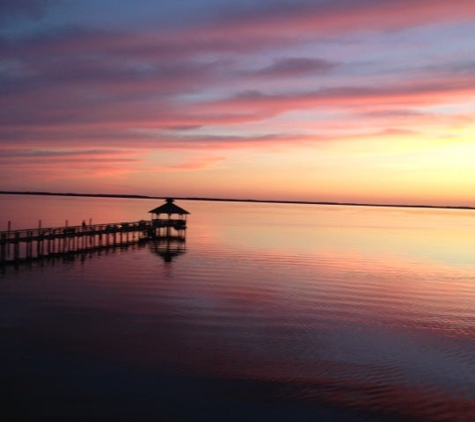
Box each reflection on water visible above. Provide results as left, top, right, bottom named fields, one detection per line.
left=1, top=196, right=475, bottom=421
left=150, top=238, right=187, bottom=263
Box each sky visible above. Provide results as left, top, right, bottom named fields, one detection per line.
left=1, top=0, right=475, bottom=206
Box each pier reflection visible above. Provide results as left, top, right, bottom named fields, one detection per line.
left=0, top=242, right=150, bottom=273
left=149, top=237, right=186, bottom=263
left=0, top=238, right=188, bottom=274
left=0, top=232, right=187, bottom=271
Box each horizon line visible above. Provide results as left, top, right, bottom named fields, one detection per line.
left=1, top=190, right=474, bottom=212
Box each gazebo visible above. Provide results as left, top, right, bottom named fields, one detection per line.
left=148, top=198, right=189, bottom=237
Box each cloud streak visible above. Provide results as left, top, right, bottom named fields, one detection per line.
left=1, top=0, right=475, bottom=203
left=248, top=58, right=337, bottom=78
left=208, top=0, right=475, bottom=36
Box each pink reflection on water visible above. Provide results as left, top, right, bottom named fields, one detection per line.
left=2, top=196, right=475, bottom=420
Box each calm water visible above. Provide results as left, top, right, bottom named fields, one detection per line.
left=1, top=195, right=475, bottom=421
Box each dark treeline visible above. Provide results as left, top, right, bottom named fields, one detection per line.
left=1, top=190, right=474, bottom=211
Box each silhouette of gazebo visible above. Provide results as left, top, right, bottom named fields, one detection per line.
left=149, top=198, right=190, bottom=220
left=148, top=198, right=189, bottom=238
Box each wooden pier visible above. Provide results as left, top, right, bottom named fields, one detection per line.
left=0, top=219, right=186, bottom=264
left=0, top=198, right=189, bottom=265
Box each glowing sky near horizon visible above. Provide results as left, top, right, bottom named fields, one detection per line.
left=1, top=0, right=475, bottom=205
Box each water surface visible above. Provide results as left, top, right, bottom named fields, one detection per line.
left=1, top=195, right=475, bottom=421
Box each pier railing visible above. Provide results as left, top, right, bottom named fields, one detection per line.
left=0, top=218, right=186, bottom=263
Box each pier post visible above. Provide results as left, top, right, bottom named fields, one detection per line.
left=62, top=230, right=66, bottom=253
left=26, top=231, right=31, bottom=260
left=0, top=233, right=6, bottom=262
left=36, top=220, right=42, bottom=258
left=7, top=221, right=11, bottom=258
left=13, top=232, right=20, bottom=261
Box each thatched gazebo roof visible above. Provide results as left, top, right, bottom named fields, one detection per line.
left=149, top=198, right=190, bottom=216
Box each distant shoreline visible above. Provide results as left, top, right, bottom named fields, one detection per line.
left=1, top=190, right=474, bottom=211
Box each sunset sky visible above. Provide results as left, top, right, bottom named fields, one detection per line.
left=1, top=0, right=475, bottom=205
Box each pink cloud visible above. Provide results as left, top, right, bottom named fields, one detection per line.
left=197, top=75, right=475, bottom=118
left=3, top=1, right=474, bottom=62
left=207, top=0, right=475, bottom=37
left=1, top=0, right=474, bottom=177
left=2, top=0, right=473, bottom=139
left=0, top=149, right=145, bottom=175
left=1, top=69, right=473, bottom=159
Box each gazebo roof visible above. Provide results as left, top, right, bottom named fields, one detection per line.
left=149, top=198, right=190, bottom=215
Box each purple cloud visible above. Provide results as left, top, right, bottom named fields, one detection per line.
left=250, top=58, right=336, bottom=78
